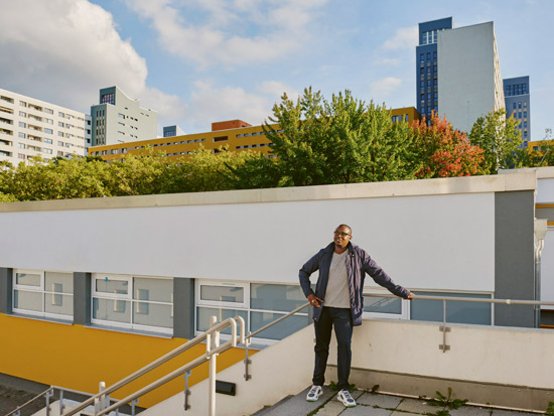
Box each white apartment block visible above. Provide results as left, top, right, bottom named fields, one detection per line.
left=91, top=86, right=157, bottom=146
left=438, top=22, right=505, bottom=133
left=0, top=88, right=91, bottom=165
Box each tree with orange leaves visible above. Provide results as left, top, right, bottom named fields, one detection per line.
left=410, top=113, right=484, bottom=178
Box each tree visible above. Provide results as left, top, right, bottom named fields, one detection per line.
left=263, top=87, right=417, bottom=186
left=469, top=109, right=523, bottom=174
left=411, top=114, right=484, bottom=178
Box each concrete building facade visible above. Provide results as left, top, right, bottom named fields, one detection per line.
left=0, top=88, right=90, bottom=165
left=416, top=17, right=452, bottom=120
left=90, top=86, right=157, bottom=146
left=437, top=22, right=505, bottom=133
left=504, top=76, right=531, bottom=143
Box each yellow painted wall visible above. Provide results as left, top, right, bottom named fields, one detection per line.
left=0, top=313, right=250, bottom=408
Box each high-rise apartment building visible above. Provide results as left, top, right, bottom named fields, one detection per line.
left=416, top=17, right=452, bottom=120
left=417, top=18, right=506, bottom=133
left=504, top=76, right=531, bottom=143
left=90, top=86, right=157, bottom=146
left=437, top=22, right=505, bottom=133
left=0, top=87, right=90, bottom=165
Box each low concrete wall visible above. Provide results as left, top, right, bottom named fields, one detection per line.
left=326, top=319, right=554, bottom=411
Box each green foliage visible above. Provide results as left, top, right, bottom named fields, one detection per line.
left=520, top=140, right=554, bottom=167
left=264, top=88, right=418, bottom=186
left=425, top=387, right=467, bottom=416
left=8, top=89, right=550, bottom=202
left=546, top=401, right=554, bottom=416
left=469, top=109, right=523, bottom=174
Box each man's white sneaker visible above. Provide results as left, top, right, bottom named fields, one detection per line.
left=306, top=385, right=323, bottom=402
left=337, top=389, right=356, bottom=407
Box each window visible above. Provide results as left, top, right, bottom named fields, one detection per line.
left=410, top=291, right=492, bottom=325
left=92, top=274, right=173, bottom=334
left=363, top=289, right=409, bottom=320
left=44, top=128, right=53, bottom=134
left=196, top=281, right=309, bottom=342
left=18, top=122, right=26, bottom=128
left=13, top=270, right=73, bottom=320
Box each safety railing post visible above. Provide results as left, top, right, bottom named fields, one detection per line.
left=94, top=381, right=106, bottom=415
left=59, top=388, right=65, bottom=416
left=244, top=333, right=252, bottom=381
left=45, top=388, right=53, bottom=416
left=184, top=370, right=192, bottom=411
left=208, top=315, right=219, bottom=416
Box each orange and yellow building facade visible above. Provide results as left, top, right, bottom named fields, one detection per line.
left=88, top=108, right=421, bottom=162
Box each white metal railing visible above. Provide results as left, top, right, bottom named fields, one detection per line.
left=364, top=293, right=554, bottom=352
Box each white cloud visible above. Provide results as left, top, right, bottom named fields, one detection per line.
left=258, top=81, right=299, bottom=101
left=181, top=81, right=273, bottom=131
left=0, top=0, right=185, bottom=134
left=382, top=26, right=418, bottom=50
left=369, top=77, right=402, bottom=99
left=124, top=0, right=327, bottom=67
left=375, top=57, right=401, bottom=67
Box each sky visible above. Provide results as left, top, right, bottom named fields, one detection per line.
left=0, top=0, right=552, bottom=139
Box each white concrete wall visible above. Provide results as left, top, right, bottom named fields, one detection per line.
left=438, top=22, right=502, bottom=133
left=334, top=318, right=554, bottom=390
left=0, top=175, right=514, bottom=292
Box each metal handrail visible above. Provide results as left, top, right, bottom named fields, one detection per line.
left=95, top=317, right=243, bottom=416
left=4, top=387, right=53, bottom=416
left=246, top=302, right=310, bottom=340
left=364, top=292, right=554, bottom=353
left=60, top=316, right=245, bottom=416
left=363, top=292, right=554, bottom=306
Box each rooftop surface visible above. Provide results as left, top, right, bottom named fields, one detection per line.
left=254, top=386, right=541, bottom=416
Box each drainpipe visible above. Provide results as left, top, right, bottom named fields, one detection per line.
left=534, top=219, right=548, bottom=327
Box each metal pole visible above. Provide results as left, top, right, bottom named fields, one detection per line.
left=45, top=388, right=52, bottom=416
left=59, top=389, right=65, bottom=416
left=208, top=315, right=218, bottom=416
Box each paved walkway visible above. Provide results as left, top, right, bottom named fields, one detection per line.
left=255, top=387, right=540, bottom=416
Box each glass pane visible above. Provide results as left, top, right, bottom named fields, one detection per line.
left=251, top=284, right=305, bottom=312
left=201, top=285, right=243, bottom=303
left=44, top=293, right=73, bottom=317
left=364, top=296, right=402, bottom=314
left=14, top=290, right=42, bottom=311
left=133, top=302, right=172, bottom=328
left=93, top=297, right=130, bottom=323
left=45, top=272, right=73, bottom=294
left=96, top=278, right=128, bottom=295
left=410, top=292, right=491, bottom=325
left=250, top=311, right=309, bottom=340
left=133, top=278, right=172, bottom=302
left=16, top=272, right=41, bottom=287
left=196, top=307, right=248, bottom=335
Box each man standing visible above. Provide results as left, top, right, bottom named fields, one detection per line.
left=299, top=224, right=413, bottom=408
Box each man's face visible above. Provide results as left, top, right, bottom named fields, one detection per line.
left=334, top=226, right=352, bottom=250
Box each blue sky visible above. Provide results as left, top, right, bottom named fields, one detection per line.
left=0, top=0, right=552, bottom=139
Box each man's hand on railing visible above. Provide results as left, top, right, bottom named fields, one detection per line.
left=307, top=293, right=324, bottom=308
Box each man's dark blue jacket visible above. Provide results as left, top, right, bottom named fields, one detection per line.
left=299, top=242, right=410, bottom=326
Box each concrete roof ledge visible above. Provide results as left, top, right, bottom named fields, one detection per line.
left=0, top=172, right=538, bottom=213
